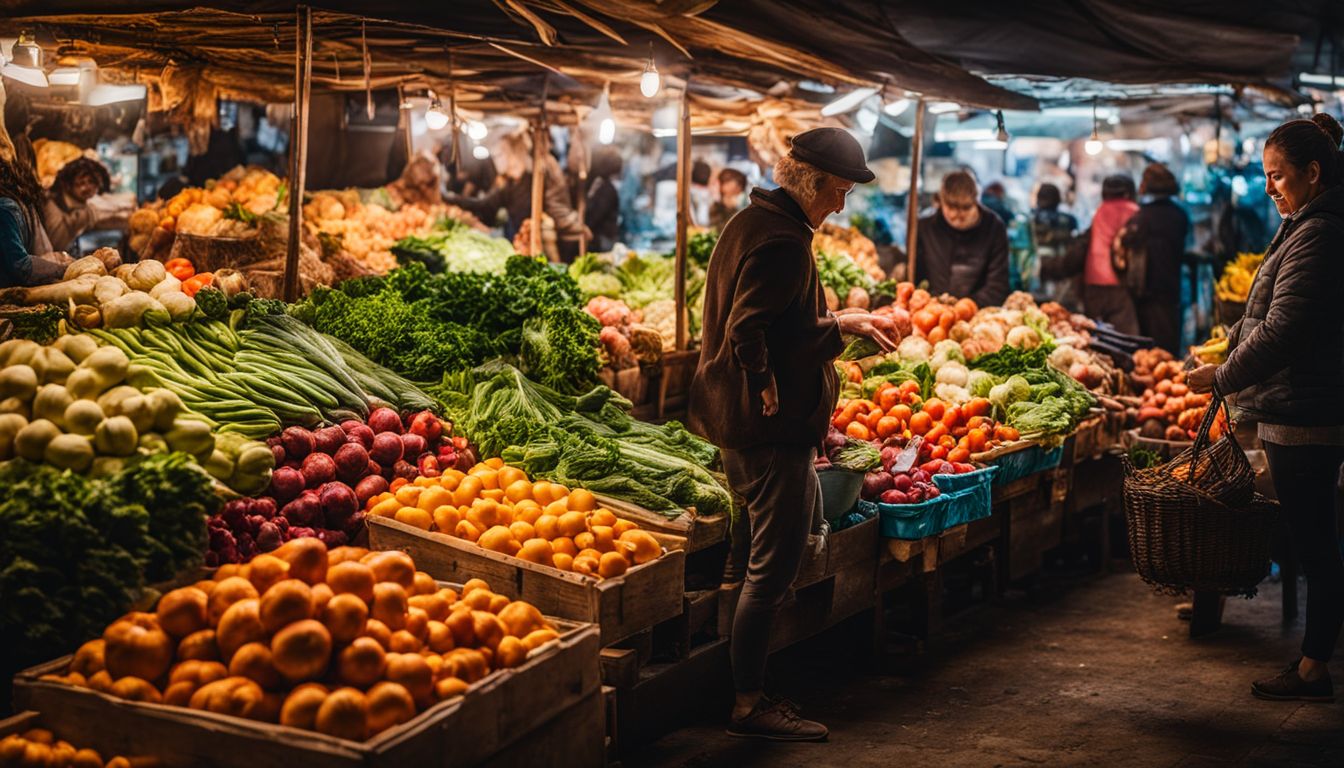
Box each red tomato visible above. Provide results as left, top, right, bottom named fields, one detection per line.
left=908, top=412, right=933, bottom=436
left=923, top=399, right=946, bottom=422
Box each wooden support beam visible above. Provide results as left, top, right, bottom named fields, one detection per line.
left=904, top=98, right=926, bottom=284
left=673, top=82, right=691, bottom=351
left=530, top=76, right=549, bottom=259
left=283, top=5, right=312, bottom=303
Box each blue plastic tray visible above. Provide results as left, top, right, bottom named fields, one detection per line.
left=989, top=444, right=1062, bottom=486
left=874, top=466, right=997, bottom=539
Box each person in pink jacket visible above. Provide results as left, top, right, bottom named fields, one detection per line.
left=1083, top=174, right=1140, bottom=333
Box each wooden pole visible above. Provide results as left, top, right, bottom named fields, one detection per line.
left=397, top=84, right=413, bottom=168
left=674, top=82, right=691, bottom=351
left=572, top=125, right=588, bottom=256
left=904, top=98, right=927, bottom=284
left=529, top=76, right=549, bottom=259
left=283, top=5, right=312, bottom=303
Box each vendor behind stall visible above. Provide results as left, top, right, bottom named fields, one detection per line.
left=41, top=156, right=133, bottom=253
left=912, top=170, right=1010, bottom=307
left=1, top=86, right=69, bottom=288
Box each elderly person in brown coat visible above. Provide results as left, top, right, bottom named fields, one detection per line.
left=689, top=128, right=896, bottom=742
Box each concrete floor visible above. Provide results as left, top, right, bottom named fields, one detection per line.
left=634, top=573, right=1344, bottom=768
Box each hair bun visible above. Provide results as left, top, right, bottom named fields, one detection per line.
left=1311, top=113, right=1344, bottom=147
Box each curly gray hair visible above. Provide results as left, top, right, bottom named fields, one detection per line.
left=774, top=154, right=840, bottom=201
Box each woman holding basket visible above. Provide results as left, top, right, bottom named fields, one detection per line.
left=1188, top=113, right=1344, bottom=703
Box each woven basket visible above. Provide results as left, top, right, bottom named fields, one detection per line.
left=1122, top=394, right=1276, bottom=596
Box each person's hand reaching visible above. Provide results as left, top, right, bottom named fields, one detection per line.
left=1186, top=364, right=1218, bottom=394
left=837, top=313, right=899, bottom=352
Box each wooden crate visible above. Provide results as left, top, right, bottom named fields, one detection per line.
left=368, top=515, right=687, bottom=646
left=595, top=494, right=728, bottom=554
left=13, top=621, right=600, bottom=768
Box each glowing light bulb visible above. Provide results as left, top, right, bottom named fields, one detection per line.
left=1085, top=137, right=1104, bottom=156
left=466, top=120, right=487, bottom=140
left=472, top=144, right=490, bottom=160
left=599, top=118, right=616, bottom=144
left=640, top=61, right=660, bottom=98
left=424, top=99, right=449, bottom=131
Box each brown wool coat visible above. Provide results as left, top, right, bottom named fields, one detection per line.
left=688, top=187, right=844, bottom=450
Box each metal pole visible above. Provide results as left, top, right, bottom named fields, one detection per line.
left=674, top=82, right=691, bottom=351
left=530, top=76, right=548, bottom=258
left=283, top=5, right=312, bottom=302
left=904, top=98, right=926, bottom=284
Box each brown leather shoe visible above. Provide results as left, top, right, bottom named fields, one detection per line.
left=1252, top=661, right=1335, bottom=703
left=727, top=697, right=829, bottom=742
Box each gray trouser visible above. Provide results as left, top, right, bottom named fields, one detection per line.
left=721, top=443, right=820, bottom=692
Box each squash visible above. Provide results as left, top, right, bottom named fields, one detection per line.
left=315, top=688, right=368, bottom=741
left=337, top=636, right=386, bottom=688
left=81, top=346, right=130, bottom=391
left=273, top=537, right=327, bottom=585
left=388, top=630, right=421, bottom=654
left=270, top=620, right=331, bottom=683
left=383, top=653, right=433, bottom=707
left=470, top=611, right=506, bottom=652
left=208, top=577, right=259, bottom=625
left=408, top=593, right=450, bottom=623
left=279, top=683, right=330, bottom=729
left=326, top=561, right=375, bottom=604
left=70, top=639, right=106, bottom=677
left=103, top=612, right=173, bottom=682
left=370, top=582, right=408, bottom=631
left=426, top=621, right=455, bottom=653
left=188, top=676, right=266, bottom=719
left=322, top=592, right=369, bottom=643
left=247, top=554, right=290, bottom=594
left=619, top=530, right=662, bottom=565
left=411, top=571, right=437, bottom=597
left=362, top=619, right=392, bottom=650
left=361, top=550, right=416, bottom=590
left=494, top=636, right=527, bottom=669
left=110, top=676, right=162, bottom=703
left=434, top=677, right=469, bottom=701
left=310, top=582, right=333, bottom=616
left=366, top=681, right=416, bottom=736
left=147, top=388, right=184, bottom=431
left=520, top=628, right=559, bottom=652
left=259, top=578, right=312, bottom=634
left=216, top=599, right=265, bottom=663
left=326, top=546, right=370, bottom=566
left=177, top=629, right=220, bottom=661
left=45, top=432, right=95, bottom=471
left=156, top=586, right=208, bottom=638
left=0, top=364, right=37, bottom=400
left=229, top=642, right=282, bottom=690
left=14, top=418, right=60, bottom=462
left=32, top=384, right=73, bottom=426
left=496, top=601, right=547, bottom=639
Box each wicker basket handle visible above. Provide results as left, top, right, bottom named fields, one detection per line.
left=1187, top=390, right=1237, bottom=482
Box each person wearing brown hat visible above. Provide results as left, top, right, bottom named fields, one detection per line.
left=689, top=126, right=896, bottom=742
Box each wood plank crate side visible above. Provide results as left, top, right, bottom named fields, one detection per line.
left=369, top=515, right=686, bottom=645
left=13, top=622, right=598, bottom=768
left=477, top=690, right=606, bottom=768
left=595, top=494, right=728, bottom=554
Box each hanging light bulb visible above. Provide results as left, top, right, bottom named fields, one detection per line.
left=640, top=43, right=661, bottom=98
left=472, top=144, right=490, bottom=160
left=466, top=120, right=488, bottom=140
left=592, top=83, right=616, bottom=144
left=1084, top=98, right=1103, bottom=155
left=424, top=92, right=450, bottom=131
left=994, top=111, right=1010, bottom=145
left=48, top=67, right=81, bottom=87
left=2, top=31, right=48, bottom=88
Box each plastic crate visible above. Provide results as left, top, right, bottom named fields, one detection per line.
left=990, top=444, right=1063, bottom=486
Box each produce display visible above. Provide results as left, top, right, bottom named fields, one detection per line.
left=367, top=457, right=666, bottom=580
left=817, top=250, right=893, bottom=311
left=307, top=190, right=488, bottom=275
left=1192, top=326, right=1229, bottom=365
left=1125, top=348, right=1221, bottom=442
left=813, top=222, right=884, bottom=282
left=129, top=167, right=284, bottom=258
left=1215, top=251, right=1264, bottom=304
left=206, top=408, right=463, bottom=565
left=438, top=361, right=731, bottom=520
left=0, top=726, right=154, bottom=768
left=583, top=296, right=664, bottom=371
left=390, top=217, right=514, bottom=275
left=48, top=540, right=562, bottom=742
left=570, top=252, right=707, bottom=353
left=0, top=453, right=215, bottom=672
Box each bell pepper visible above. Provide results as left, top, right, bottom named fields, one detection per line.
left=164, top=257, right=196, bottom=281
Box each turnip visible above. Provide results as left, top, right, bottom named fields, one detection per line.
left=345, top=424, right=374, bottom=449
left=301, top=452, right=337, bottom=488
left=248, top=497, right=278, bottom=519
left=269, top=466, right=305, bottom=503
left=892, top=473, right=913, bottom=492
left=401, top=433, right=427, bottom=460
left=339, top=419, right=365, bottom=434
left=333, top=442, right=370, bottom=483
left=367, top=407, right=403, bottom=435
left=281, top=426, right=315, bottom=460
left=271, top=444, right=286, bottom=464
left=281, top=491, right=323, bottom=527
left=354, top=475, right=389, bottom=505
left=880, top=489, right=909, bottom=505
left=314, top=425, right=347, bottom=455
left=318, top=482, right=359, bottom=529
left=370, top=432, right=403, bottom=466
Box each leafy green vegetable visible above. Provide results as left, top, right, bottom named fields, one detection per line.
left=816, top=250, right=877, bottom=299
left=520, top=306, right=604, bottom=395
left=193, top=287, right=229, bottom=321
left=392, top=217, right=515, bottom=275
left=222, top=201, right=258, bottom=224
left=688, top=230, right=718, bottom=268
left=839, top=336, right=882, bottom=361
left=0, top=304, right=64, bottom=344
left=968, top=344, right=1054, bottom=375
left=0, top=453, right=214, bottom=676
left=833, top=438, right=881, bottom=472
